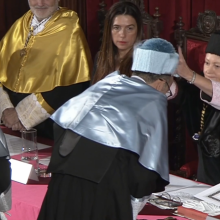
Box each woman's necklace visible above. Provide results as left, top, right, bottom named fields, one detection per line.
left=192, top=103, right=208, bottom=140
left=20, top=15, right=52, bottom=57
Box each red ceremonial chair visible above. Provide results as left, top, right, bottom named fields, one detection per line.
left=173, top=10, right=220, bottom=179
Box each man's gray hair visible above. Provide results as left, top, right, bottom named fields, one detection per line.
left=132, top=71, right=171, bottom=84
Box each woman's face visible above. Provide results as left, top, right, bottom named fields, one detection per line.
left=204, top=53, right=220, bottom=82
left=111, top=15, right=138, bottom=54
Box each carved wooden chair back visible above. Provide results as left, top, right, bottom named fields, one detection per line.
left=175, top=10, right=220, bottom=73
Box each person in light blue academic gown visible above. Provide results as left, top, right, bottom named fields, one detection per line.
left=38, top=38, right=179, bottom=220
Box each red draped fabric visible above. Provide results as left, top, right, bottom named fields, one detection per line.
left=187, top=39, right=207, bottom=74
left=86, top=0, right=220, bottom=59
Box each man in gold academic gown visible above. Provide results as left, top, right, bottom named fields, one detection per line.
left=0, top=0, right=92, bottom=138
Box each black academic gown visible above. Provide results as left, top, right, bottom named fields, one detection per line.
left=176, top=78, right=220, bottom=185
left=197, top=102, right=220, bottom=185
left=37, top=124, right=168, bottom=220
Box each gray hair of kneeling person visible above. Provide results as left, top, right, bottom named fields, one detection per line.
left=132, top=71, right=172, bottom=84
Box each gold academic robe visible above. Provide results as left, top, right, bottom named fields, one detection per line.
left=0, top=7, right=92, bottom=114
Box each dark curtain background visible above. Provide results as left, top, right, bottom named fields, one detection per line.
left=87, top=0, right=220, bottom=59
left=2, top=0, right=220, bottom=58
left=0, top=0, right=86, bottom=40
left=0, top=0, right=29, bottom=39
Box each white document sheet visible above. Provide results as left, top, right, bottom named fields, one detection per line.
left=165, top=174, right=210, bottom=195
left=5, top=133, right=51, bottom=156
left=195, top=183, right=220, bottom=207
left=39, top=157, right=51, bottom=166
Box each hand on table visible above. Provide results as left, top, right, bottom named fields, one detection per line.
left=2, top=108, right=20, bottom=128
left=12, top=121, right=25, bottom=131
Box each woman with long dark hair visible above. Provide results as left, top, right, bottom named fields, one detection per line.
left=92, top=1, right=143, bottom=84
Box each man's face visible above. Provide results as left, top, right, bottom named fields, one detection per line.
left=28, top=0, right=59, bottom=21
left=160, top=76, right=173, bottom=97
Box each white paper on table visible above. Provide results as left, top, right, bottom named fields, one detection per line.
left=5, top=133, right=51, bottom=156
left=165, top=174, right=209, bottom=194
left=39, top=157, right=51, bottom=166
left=195, top=183, right=220, bottom=207
left=168, top=184, right=211, bottom=196
left=10, top=159, right=39, bottom=184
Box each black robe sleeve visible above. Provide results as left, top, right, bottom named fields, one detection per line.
left=170, top=78, right=203, bottom=137
left=4, top=81, right=90, bottom=111
left=0, top=158, right=11, bottom=194
left=42, top=81, right=90, bottom=110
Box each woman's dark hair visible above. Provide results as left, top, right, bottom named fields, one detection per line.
left=92, top=1, right=143, bottom=84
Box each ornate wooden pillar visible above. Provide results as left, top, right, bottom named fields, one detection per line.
left=97, top=1, right=107, bottom=45
left=59, top=0, right=87, bottom=36
left=151, top=7, right=163, bottom=38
